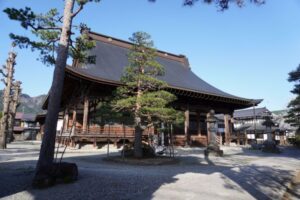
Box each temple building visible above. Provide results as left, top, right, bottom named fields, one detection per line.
left=42, top=31, right=261, bottom=147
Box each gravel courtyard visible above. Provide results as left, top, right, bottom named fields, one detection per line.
left=0, top=141, right=299, bottom=200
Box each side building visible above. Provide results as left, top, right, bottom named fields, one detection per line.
left=13, top=112, right=40, bottom=140
left=233, top=107, right=290, bottom=145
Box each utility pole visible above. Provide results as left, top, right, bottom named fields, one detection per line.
left=7, top=81, right=22, bottom=143
left=0, top=44, right=17, bottom=149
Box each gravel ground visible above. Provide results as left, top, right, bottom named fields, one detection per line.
left=0, top=141, right=299, bottom=200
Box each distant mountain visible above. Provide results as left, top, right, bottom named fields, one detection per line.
left=0, top=90, right=46, bottom=114
left=272, top=110, right=288, bottom=116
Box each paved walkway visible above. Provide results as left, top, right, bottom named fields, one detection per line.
left=0, top=141, right=299, bottom=200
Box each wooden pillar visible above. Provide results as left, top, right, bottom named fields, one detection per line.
left=184, top=105, right=190, bottom=146
left=224, top=114, right=232, bottom=146
left=71, top=107, right=77, bottom=135
left=72, top=109, right=77, bottom=126
left=63, top=109, right=69, bottom=132
left=196, top=111, right=201, bottom=136
left=206, top=112, right=211, bottom=144
left=82, top=96, right=89, bottom=133
left=93, top=138, right=97, bottom=148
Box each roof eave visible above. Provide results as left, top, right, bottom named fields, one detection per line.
left=65, top=66, right=261, bottom=106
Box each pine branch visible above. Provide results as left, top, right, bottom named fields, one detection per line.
left=72, top=4, right=84, bottom=18
left=26, top=23, right=62, bottom=32
left=36, top=26, right=62, bottom=31
left=53, top=16, right=63, bottom=23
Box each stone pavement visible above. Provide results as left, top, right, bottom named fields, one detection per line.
left=0, top=141, right=299, bottom=200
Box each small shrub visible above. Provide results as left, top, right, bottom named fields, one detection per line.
left=289, top=135, right=300, bottom=147
left=121, top=142, right=156, bottom=158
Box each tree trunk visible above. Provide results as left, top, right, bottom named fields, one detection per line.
left=34, top=0, right=75, bottom=183
left=0, top=51, right=16, bottom=149
left=7, top=82, right=21, bottom=143
left=134, top=123, right=143, bottom=158
left=133, top=68, right=143, bottom=158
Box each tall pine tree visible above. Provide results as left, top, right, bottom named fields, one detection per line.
left=112, top=32, right=179, bottom=158
left=285, top=65, right=300, bottom=133
left=4, top=0, right=100, bottom=186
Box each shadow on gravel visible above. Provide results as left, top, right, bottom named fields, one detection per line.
left=0, top=160, right=36, bottom=199
left=239, top=146, right=300, bottom=160
left=0, top=150, right=297, bottom=200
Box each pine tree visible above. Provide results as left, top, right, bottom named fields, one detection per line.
left=4, top=0, right=100, bottom=185
left=112, top=32, right=179, bottom=158
left=285, top=65, right=300, bottom=132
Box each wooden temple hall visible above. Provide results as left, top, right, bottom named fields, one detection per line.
left=43, top=31, right=261, bottom=147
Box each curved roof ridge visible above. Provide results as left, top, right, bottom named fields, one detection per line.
left=88, top=31, right=191, bottom=69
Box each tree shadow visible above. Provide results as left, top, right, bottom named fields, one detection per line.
left=0, top=146, right=299, bottom=200
left=234, top=146, right=300, bottom=166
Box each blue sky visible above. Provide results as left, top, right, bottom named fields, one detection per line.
left=1, top=0, right=300, bottom=111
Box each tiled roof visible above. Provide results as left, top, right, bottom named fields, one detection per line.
left=15, top=112, right=36, bottom=122
left=234, top=107, right=271, bottom=119
left=67, top=31, right=261, bottom=106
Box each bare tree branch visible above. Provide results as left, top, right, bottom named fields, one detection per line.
left=0, top=69, right=7, bottom=78
left=1, top=79, right=7, bottom=86
left=69, top=38, right=77, bottom=52
left=26, top=22, right=62, bottom=32
left=46, top=38, right=60, bottom=46
left=37, top=26, right=62, bottom=31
